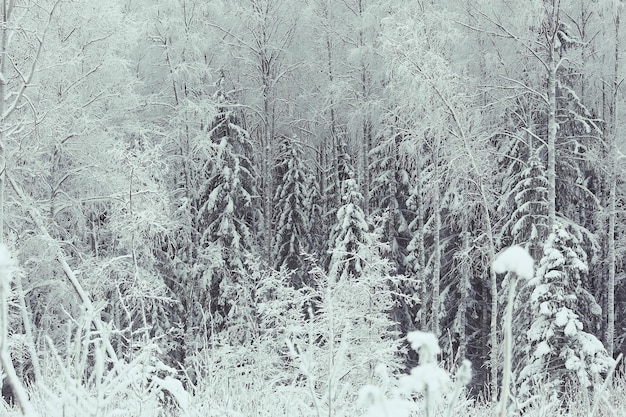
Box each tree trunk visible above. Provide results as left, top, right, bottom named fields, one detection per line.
left=547, top=47, right=558, bottom=229
left=0, top=0, right=7, bottom=242
left=261, top=59, right=274, bottom=263
left=432, top=147, right=441, bottom=335
left=606, top=3, right=622, bottom=357
left=357, top=0, right=372, bottom=216
left=486, top=200, right=498, bottom=399
left=458, top=206, right=470, bottom=361
left=326, top=34, right=340, bottom=212
left=607, top=137, right=616, bottom=358
left=416, top=143, right=427, bottom=330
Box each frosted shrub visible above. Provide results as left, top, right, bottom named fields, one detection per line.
left=359, top=331, right=471, bottom=417
left=284, top=221, right=405, bottom=417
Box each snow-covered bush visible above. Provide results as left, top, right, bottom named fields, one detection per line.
left=286, top=224, right=403, bottom=416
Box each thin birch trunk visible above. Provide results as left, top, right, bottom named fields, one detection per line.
left=547, top=48, right=558, bottom=229
left=0, top=3, right=59, bottom=415
left=432, top=147, right=441, bottom=336
left=427, top=83, right=498, bottom=399
left=0, top=0, right=7, bottom=242
left=356, top=0, right=371, bottom=216
left=606, top=2, right=622, bottom=358
left=458, top=195, right=470, bottom=361
left=415, top=141, right=427, bottom=330
left=326, top=34, right=339, bottom=212
left=8, top=175, right=119, bottom=364
left=0, top=258, right=36, bottom=416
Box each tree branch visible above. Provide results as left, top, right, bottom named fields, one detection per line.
left=7, top=174, right=120, bottom=364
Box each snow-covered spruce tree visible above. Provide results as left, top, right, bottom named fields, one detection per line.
left=369, top=123, right=418, bottom=338
left=443, top=182, right=487, bottom=372
left=196, top=87, right=259, bottom=339
left=323, top=134, right=353, bottom=232
left=327, top=173, right=369, bottom=281
left=160, top=79, right=260, bottom=353
left=519, top=222, right=614, bottom=409
left=501, top=150, right=550, bottom=260
left=404, top=169, right=425, bottom=321
left=272, top=134, right=319, bottom=286
left=497, top=150, right=551, bottom=391
left=369, top=125, right=413, bottom=273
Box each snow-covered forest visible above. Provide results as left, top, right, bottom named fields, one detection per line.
left=1, top=0, right=625, bottom=415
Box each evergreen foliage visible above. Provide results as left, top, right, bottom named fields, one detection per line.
left=326, top=138, right=371, bottom=281
left=501, top=151, right=550, bottom=259
left=272, top=134, right=318, bottom=284
left=519, top=223, right=614, bottom=408
left=194, top=89, right=259, bottom=334
left=369, top=128, right=413, bottom=273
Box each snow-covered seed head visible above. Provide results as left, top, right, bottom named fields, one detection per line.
left=407, top=331, right=440, bottom=364
left=493, top=245, right=534, bottom=280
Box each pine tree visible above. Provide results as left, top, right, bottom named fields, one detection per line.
left=519, top=223, right=613, bottom=409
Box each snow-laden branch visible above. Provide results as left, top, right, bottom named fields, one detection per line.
left=2, top=0, right=62, bottom=121
left=7, top=174, right=119, bottom=365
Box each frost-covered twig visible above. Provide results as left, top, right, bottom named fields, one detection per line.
left=286, top=337, right=323, bottom=417
left=444, top=360, right=472, bottom=417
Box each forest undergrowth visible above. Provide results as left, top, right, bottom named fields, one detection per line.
left=0, top=244, right=623, bottom=417
left=1, top=330, right=624, bottom=417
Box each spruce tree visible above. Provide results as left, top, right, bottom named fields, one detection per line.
left=501, top=150, right=550, bottom=260
left=497, top=150, right=551, bottom=390
left=519, top=223, right=613, bottom=408
left=161, top=84, right=259, bottom=347
left=197, top=88, right=259, bottom=333
left=272, top=134, right=318, bottom=285
left=369, top=128, right=412, bottom=273
left=326, top=141, right=369, bottom=281
left=369, top=125, right=419, bottom=338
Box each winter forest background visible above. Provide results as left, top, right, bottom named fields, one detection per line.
left=1, top=0, right=626, bottom=416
